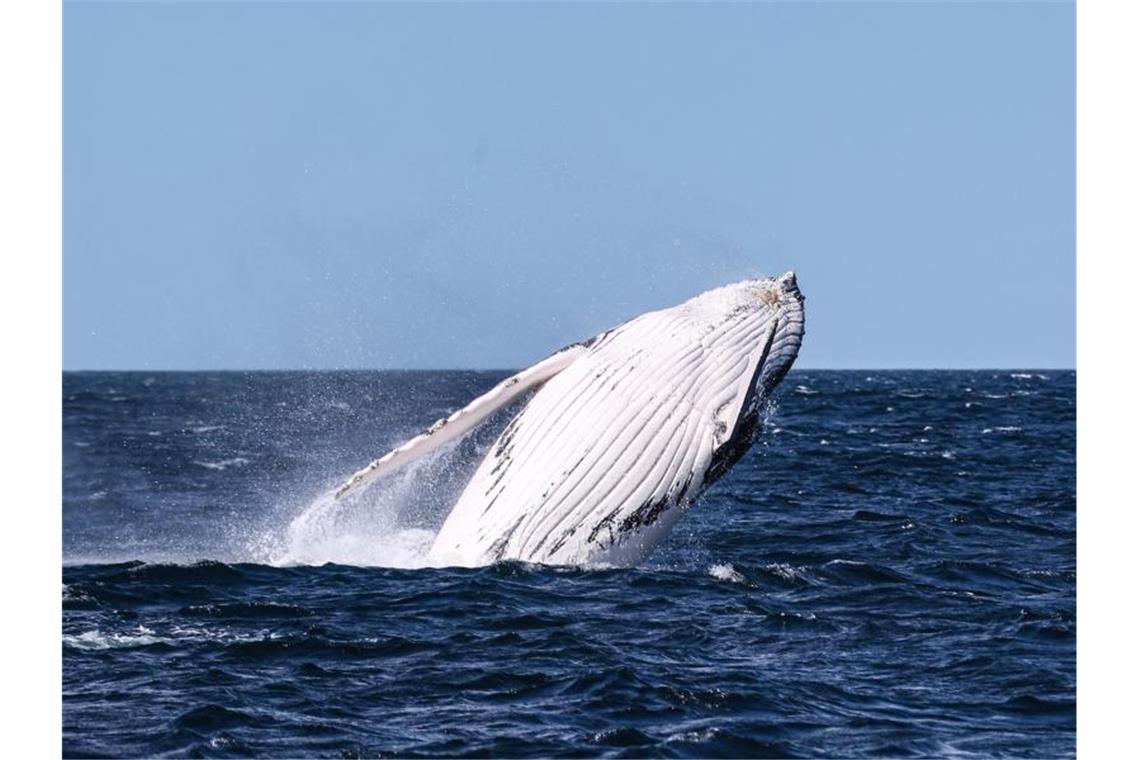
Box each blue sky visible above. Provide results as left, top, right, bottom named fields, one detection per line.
left=64, top=2, right=1073, bottom=370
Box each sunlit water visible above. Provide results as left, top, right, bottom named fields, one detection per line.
left=63, top=370, right=1075, bottom=757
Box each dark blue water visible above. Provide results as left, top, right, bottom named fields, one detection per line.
left=63, top=370, right=1075, bottom=758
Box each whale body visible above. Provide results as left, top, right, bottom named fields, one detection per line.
left=335, top=273, right=805, bottom=567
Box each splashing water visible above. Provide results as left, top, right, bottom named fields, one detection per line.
left=248, top=429, right=497, bottom=568
left=269, top=483, right=439, bottom=569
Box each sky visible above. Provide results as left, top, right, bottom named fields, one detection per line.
left=63, top=1, right=1074, bottom=370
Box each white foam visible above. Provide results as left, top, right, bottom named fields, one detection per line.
left=666, top=728, right=722, bottom=744
left=64, top=624, right=276, bottom=651
left=708, top=562, right=746, bottom=583
left=765, top=562, right=806, bottom=583
left=250, top=439, right=477, bottom=569
left=272, top=520, right=438, bottom=569
left=193, top=457, right=249, bottom=471
left=63, top=625, right=163, bottom=650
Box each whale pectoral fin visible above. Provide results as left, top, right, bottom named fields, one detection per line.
left=333, top=343, right=589, bottom=501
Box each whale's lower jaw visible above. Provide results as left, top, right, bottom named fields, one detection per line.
left=425, top=274, right=805, bottom=569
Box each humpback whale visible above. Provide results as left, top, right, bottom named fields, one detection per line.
left=335, top=272, right=805, bottom=567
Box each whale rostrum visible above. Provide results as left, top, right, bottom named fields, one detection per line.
left=335, top=273, right=805, bottom=567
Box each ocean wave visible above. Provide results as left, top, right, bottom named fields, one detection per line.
left=192, top=457, right=249, bottom=471
left=62, top=369, right=1075, bottom=758
left=707, top=562, right=746, bottom=584
left=63, top=626, right=168, bottom=651
left=759, top=562, right=813, bottom=585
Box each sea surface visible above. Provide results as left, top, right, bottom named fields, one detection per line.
left=63, top=370, right=1075, bottom=758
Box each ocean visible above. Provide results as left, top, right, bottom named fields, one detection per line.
left=62, top=370, right=1075, bottom=758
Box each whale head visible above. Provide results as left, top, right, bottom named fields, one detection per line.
left=685, top=272, right=806, bottom=486
left=684, top=270, right=805, bottom=397
left=751, top=271, right=805, bottom=394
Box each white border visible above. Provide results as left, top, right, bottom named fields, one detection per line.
left=1077, top=0, right=1139, bottom=755
left=4, top=0, right=1130, bottom=752
left=0, top=0, right=62, bottom=749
